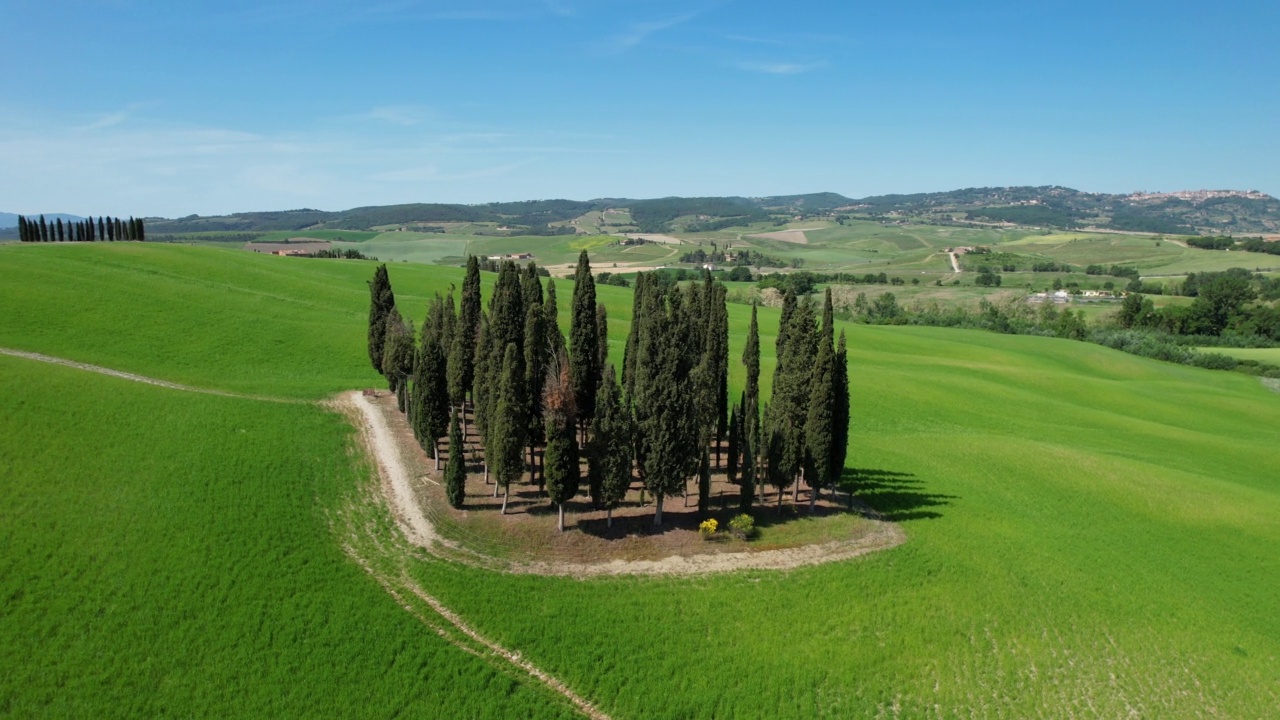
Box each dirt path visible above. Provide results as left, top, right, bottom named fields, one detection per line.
left=949, top=252, right=962, bottom=273
left=0, top=348, right=304, bottom=404
left=348, top=390, right=907, bottom=578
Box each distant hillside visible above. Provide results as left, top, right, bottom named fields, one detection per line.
left=130, top=186, right=1280, bottom=239
left=0, top=212, right=85, bottom=229
left=846, top=186, right=1280, bottom=235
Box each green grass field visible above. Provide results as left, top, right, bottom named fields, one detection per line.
left=0, top=355, right=577, bottom=718
left=4, top=243, right=1280, bottom=717
left=1195, top=346, right=1280, bottom=363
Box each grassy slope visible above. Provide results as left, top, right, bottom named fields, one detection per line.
left=5, top=243, right=1280, bottom=717
left=0, top=355, right=575, bottom=718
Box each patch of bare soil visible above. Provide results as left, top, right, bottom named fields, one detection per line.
left=346, top=390, right=905, bottom=578
left=747, top=229, right=812, bottom=244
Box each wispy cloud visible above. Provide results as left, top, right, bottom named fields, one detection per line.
left=734, top=60, right=826, bottom=75
left=595, top=11, right=701, bottom=54
left=78, top=111, right=130, bottom=131
left=368, top=159, right=534, bottom=183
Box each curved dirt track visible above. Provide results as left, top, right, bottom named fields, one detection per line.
left=344, top=390, right=907, bottom=578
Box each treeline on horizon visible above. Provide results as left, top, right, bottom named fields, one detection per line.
left=367, top=253, right=851, bottom=530
left=17, top=214, right=145, bottom=243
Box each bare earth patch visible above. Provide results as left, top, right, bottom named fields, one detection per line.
left=344, top=390, right=905, bottom=578
left=747, top=229, right=813, bottom=244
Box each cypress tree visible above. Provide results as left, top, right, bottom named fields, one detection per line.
left=380, top=309, right=414, bottom=412
left=55, top=218, right=64, bottom=242
left=137, top=218, right=146, bottom=242
left=472, top=315, right=494, bottom=481
left=634, top=281, right=699, bottom=526
left=457, top=256, right=483, bottom=396
left=445, top=411, right=466, bottom=509
left=776, top=288, right=797, bottom=359
left=106, top=217, right=115, bottom=241
left=804, top=321, right=836, bottom=512
left=589, top=367, right=632, bottom=527
left=704, top=281, right=729, bottom=467
left=490, top=343, right=528, bottom=514
left=697, top=445, right=711, bottom=515
left=521, top=260, right=543, bottom=313
left=17, top=216, right=27, bottom=242
left=366, top=265, right=396, bottom=373
left=622, top=272, right=647, bottom=402
left=832, top=330, right=850, bottom=499
left=569, top=250, right=600, bottom=433
left=740, top=304, right=761, bottom=511
left=726, top=401, right=740, bottom=486
left=39, top=215, right=48, bottom=243
left=413, top=294, right=451, bottom=469
left=97, top=216, right=105, bottom=241
left=542, top=350, right=578, bottom=531
left=524, top=302, right=548, bottom=485
left=544, top=278, right=566, bottom=359
left=595, top=303, right=609, bottom=370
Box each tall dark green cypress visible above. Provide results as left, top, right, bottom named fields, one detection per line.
left=445, top=411, right=466, bottom=509
left=137, top=218, right=146, bottom=242
left=589, top=367, right=632, bottom=526
left=367, top=265, right=396, bottom=373
left=544, top=278, right=566, bottom=359
left=726, top=401, right=740, bottom=486
left=832, top=330, right=850, bottom=498
left=706, top=281, right=729, bottom=467
left=569, top=250, right=601, bottom=433
left=766, top=296, right=816, bottom=504
left=380, top=309, right=413, bottom=410
left=472, top=314, right=494, bottom=480
left=490, top=342, right=528, bottom=514
left=697, top=446, right=711, bottom=515
left=542, top=350, right=578, bottom=531
left=634, top=281, right=699, bottom=526
left=522, top=261, right=543, bottom=312
left=417, top=295, right=452, bottom=468
left=489, top=261, right=525, bottom=355
left=55, top=218, right=64, bottom=242
left=804, top=298, right=836, bottom=512
left=524, top=302, right=548, bottom=484
left=740, top=304, right=761, bottom=511
left=622, top=272, right=648, bottom=402
left=39, top=215, right=48, bottom=243
left=97, top=217, right=105, bottom=242
left=17, top=216, right=27, bottom=242
left=595, top=303, right=609, bottom=370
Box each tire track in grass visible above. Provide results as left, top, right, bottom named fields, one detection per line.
left=0, top=347, right=307, bottom=404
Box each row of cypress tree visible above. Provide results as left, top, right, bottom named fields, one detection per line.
left=16, top=214, right=145, bottom=243
left=366, top=251, right=849, bottom=531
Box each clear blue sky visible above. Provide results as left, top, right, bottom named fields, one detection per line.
left=2, top=0, right=1277, bottom=217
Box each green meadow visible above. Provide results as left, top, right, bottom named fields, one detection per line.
left=3, top=243, right=1280, bottom=717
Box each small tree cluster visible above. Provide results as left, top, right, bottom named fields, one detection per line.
left=17, top=215, right=145, bottom=243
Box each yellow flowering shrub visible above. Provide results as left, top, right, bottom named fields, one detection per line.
left=698, top=518, right=718, bottom=539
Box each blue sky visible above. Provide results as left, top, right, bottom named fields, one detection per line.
left=2, top=0, right=1277, bottom=217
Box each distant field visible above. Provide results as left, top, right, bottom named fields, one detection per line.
left=5, top=243, right=1280, bottom=717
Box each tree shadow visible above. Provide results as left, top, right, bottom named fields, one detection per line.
left=840, top=467, right=956, bottom=521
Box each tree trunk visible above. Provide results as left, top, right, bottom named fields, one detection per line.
left=653, top=494, right=664, bottom=526
left=809, top=485, right=818, bottom=514
left=434, top=440, right=440, bottom=471
left=484, top=460, right=489, bottom=484
left=494, top=479, right=499, bottom=497
left=715, top=435, right=721, bottom=469
left=607, top=507, right=613, bottom=529
left=501, top=488, right=508, bottom=514
left=558, top=503, right=564, bottom=532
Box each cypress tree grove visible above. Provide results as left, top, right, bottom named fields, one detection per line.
left=569, top=250, right=601, bottom=434
left=589, top=368, right=632, bottom=527
left=367, top=265, right=396, bottom=373
left=542, top=351, right=578, bottom=531
left=445, top=411, right=466, bottom=509
left=490, top=342, right=528, bottom=514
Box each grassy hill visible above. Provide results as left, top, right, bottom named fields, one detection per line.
left=3, top=243, right=1280, bottom=717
